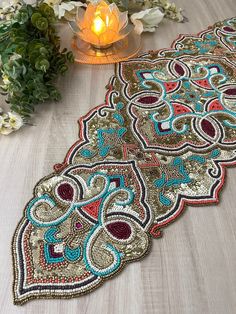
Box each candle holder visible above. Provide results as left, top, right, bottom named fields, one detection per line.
left=68, top=0, right=141, bottom=64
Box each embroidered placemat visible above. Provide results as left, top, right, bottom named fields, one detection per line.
left=12, top=17, right=236, bottom=305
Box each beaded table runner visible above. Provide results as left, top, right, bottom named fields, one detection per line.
left=13, top=17, right=236, bottom=304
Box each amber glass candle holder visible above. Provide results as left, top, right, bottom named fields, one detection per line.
left=68, top=0, right=141, bottom=64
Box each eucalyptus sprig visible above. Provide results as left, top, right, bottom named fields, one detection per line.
left=0, top=1, right=74, bottom=134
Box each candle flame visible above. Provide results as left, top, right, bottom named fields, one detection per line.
left=91, top=16, right=106, bottom=35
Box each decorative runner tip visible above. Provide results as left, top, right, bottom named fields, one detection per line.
left=12, top=17, right=236, bottom=305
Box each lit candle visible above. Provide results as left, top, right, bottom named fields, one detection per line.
left=91, top=16, right=106, bottom=36
left=76, top=0, right=129, bottom=48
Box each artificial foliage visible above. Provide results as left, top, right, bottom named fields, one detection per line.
left=106, top=0, right=184, bottom=22
left=0, top=2, right=74, bottom=120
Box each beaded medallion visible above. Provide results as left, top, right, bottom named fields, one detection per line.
left=13, top=17, right=236, bottom=304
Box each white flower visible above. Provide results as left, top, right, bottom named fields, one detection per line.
left=0, top=115, right=3, bottom=128
left=44, top=0, right=86, bottom=20
left=8, top=112, right=24, bottom=130
left=88, top=0, right=100, bottom=4
left=43, top=0, right=61, bottom=6
left=2, top=74, right=10, bottom=85
left=0, top=111, right=23, bottom=135
left=130, top=7, right=164, bottom=34
left=0, top=115, right=12, bottom=135
left=0, top=126, right=13, bottom=135
left=1, top=0, right=19, bottom=10
left=9, top=53, right=22, bottom=62
left=0, top=0, right=22, bottom=20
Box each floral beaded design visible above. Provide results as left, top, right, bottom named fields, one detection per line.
left=119, top=56, right=236, bottom=153
left=13, top=17, right=236, bottom=304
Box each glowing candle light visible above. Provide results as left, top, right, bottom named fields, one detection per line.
left=91, top=16, right=106, bottom=35
left=76, top=0, right=129, bottom=48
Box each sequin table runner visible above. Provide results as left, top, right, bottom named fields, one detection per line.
left=13, top=17, right=236, bottom=304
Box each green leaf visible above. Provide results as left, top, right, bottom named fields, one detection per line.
left=66, top=51, right=74, bottom=63
left=31, top=13, right=42, bottom=26
left=35, top=57, right=50, bottom=72
left=16, top=11, right=29, bottom=24
left=0, top=2, right=73, bottom=122
left=35, top=17, right=48, bottom=31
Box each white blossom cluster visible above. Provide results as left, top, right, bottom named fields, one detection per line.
left=0, top=108, right=23, bottom=135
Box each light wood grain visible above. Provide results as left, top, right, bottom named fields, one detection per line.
left=1, top=0, right=236, bottom=313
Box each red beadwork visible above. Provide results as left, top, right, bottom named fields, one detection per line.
left=138, top=96, right=159, bottom=104
left=174, top=63, right=185, bottom=76
left=106, top=221, right=132, bottom=240
left=201, top=119, right=216, bottom=138
left=57, top=183, right=74, bottom=201
left=223, top=26, right=235, bottom=32
left=224, top=87, right=236, bottom=96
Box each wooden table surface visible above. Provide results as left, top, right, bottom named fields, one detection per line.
left=1, top=0, right=236, bottom=313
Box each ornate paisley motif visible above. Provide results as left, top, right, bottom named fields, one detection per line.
left=119, top=56, right=236, bottom=153
left=13, top=17, right=236, bottom=304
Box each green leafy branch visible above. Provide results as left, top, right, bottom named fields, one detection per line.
left=0, top=1, right=74, bottom=124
